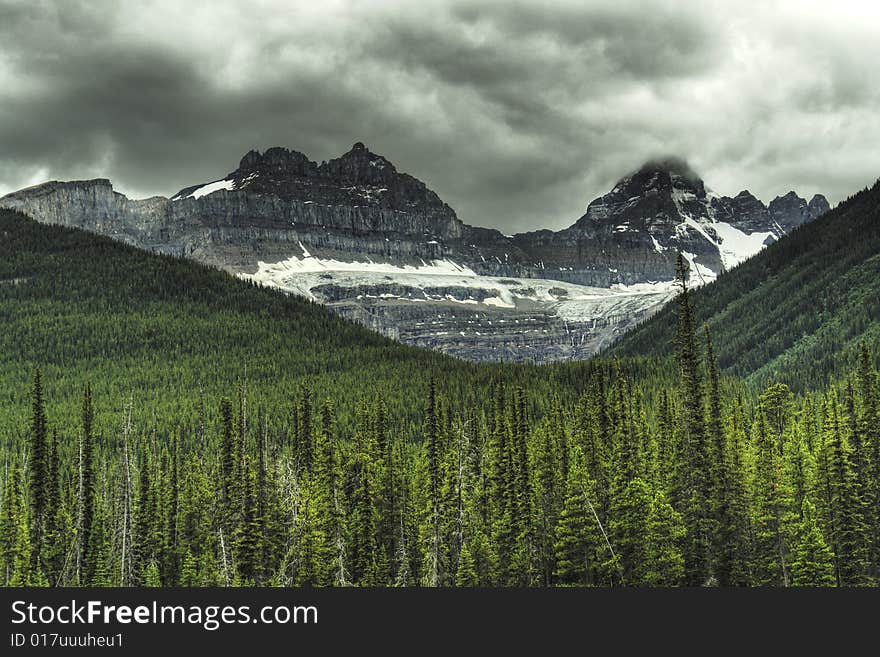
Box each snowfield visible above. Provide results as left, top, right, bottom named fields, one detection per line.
left=241, top=253, right=675, bottom=323
left=174, top=179, right=237, bottom=200
left=237, top=209, right=781, bottom=356
left=711, top=222, right=774, bottom=270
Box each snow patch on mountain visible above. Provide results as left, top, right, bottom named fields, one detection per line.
left=711, top=222, right=774, bottom=270
left=245, top=254, right=478, bottom=283
left=175, top=179, right=237, bottom=200
left=681, top=251, right=717, bottom=286
left=240, top=253, right=675, bottom=326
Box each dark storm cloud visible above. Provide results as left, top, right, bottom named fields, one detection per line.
left=1, top=0, right=878, bottom=232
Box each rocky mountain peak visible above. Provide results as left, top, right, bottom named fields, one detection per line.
left=319, top=142, right=399, bottom=187
left=808, top=194, right=831, bottom=218
left=769, top=191, right=810, bottom=231
left=733, top=190, right=759, bottom=202
left=637, top=156, right=701, bottom=182
left=613, top=158, right=708, bottom=203
left=574, top=157, right=708, bottom=233
left=235, top=147, right=318, bottom=179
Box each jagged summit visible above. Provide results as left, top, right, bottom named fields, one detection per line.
left=170, top=143, right=453, bottom=216
left=236, top=147, right=318, bottom=178
left=0, top=143, right=838, bottom=363
left=574, top=157, right=709, bottom=232
left=635, top=156, right=701, bottom=182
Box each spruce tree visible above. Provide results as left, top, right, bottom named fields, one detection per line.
left=422, top=375, right=446, bottom=586
left=10, top=504, right=32, bottom=586
left=723, top=397, right=754, bottom=585
left=315, top=399, right=347, bottom=586
left=43, top=430, right=63, bottom=584
left=671, top=253, right=711, bottom=585
left=749, top=406, right=794, bottom=586
left=28, top=369, right=49, bottom=570
left=219, top=398, right=235, bottom=508
left=78, top=383, right=95, bottom=583
left=553, top=445, right=604, bottom=586
left=609, top=477, right=652, bottom=585
left=233, top=455, right=262, bottom=585
left=791, top=498, right=835, bottom=587
left=816, top=393, right=872, bottom=586
left=88, top=501, right=112, bottom=587
left=704, top=328, right=732, bottom=584
left=1, top=465, right=27, bottom=584
left=643, top=490, right=686, bottom=586
left=295, top=386, right=314, bottom=473
left=853, top=344, right=879, bottom=578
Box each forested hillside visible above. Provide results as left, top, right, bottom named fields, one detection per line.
left=0, top=209, right=578, bottom=443
left=611, top=179, right=880, bottom=392
left=1, top=211, right=877, bottom=587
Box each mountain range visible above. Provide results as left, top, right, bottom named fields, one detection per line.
left=611, top=177, right=880, bottom=391
left=0, top=143, right=829, bottom=361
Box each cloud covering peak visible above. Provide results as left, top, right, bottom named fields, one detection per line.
left=1, top=0, right=878, bottom=231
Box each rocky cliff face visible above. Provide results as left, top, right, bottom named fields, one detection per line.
left=500, top=158, right=831, bottom=287
left=0, top=145, right=830, bottom=362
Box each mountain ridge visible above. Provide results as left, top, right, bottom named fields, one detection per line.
left=608, top=178, right=880, bottom=390
left=0, top=144, right=830, bottom=362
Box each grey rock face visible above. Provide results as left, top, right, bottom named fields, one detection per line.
left=0, top=146, right=829, bottom=362
left=767, top=191, right=830, bottom=232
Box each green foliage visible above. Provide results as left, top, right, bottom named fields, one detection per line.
left=612, top=180, right=880, bottom=392
left=791, top=499, right=835, bottom=587
left=1, top=210, right=879, bottom=588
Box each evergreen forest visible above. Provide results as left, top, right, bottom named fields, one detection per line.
left=1, top=209, right=878, bottom=587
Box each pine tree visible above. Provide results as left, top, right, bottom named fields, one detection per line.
left=488, top=381, right=512, bottom=585
left=531, top=419, right=561, bottom=586
left=88, top=502, right=113, bottom=587
left=134, top=444, right=161, bottom=584
left=10, top=505, right=32, bottom=586
left=234, top=454, right=262, bottom=584
left=784, top=424, right=815, bottom=522
left=1, top=465, right=27, bottom=584
left=288, top=475, right=326, bottom=587
left=643, top=490, right=686, bottom=586
left=723, top=397, right=753, bottom=585
left=671, top=253, right=711, bottom=585
left=704, top=327, right=731, bottom=584
left=553, top=445, right=605, bottom=586
left=372, top=395, right=396, bottom=583
left=28, top=369, right=49, bottom=570
left=456, top=426, right=491, bottom=587
left=853, top=344, right=880, bottom=578
left=816, top=393, right=872, bottom=586
left=573, top=368, right=611, bottom=516
left=455, top=538, right=479, bottom=587
left=178, top=453, right=213, bottom=571
left=43, top=430, right=63, bottom=584
left=348, top=408, right=382, bottom=585
left=315, top=399, right=347, bottom=586
left=219, top=397, right=235, bottom=509
left=180, top=549, right=199, bottom=587
left=749, top=406, right=794, bottom=586
left=144, top=560, right=162, bottom=587
left=791, top=498, right=835, bottom=587
left=78, top=383, right=95, bottom=584
left=609, top=477, right=652, bottom=585
left=422, top=375, right=446, bottom=586
left=295, top=386, right=314, bottom=473
left=508, top=386, right=534, bottom=586
left=760, top=383, right=793, bottom=455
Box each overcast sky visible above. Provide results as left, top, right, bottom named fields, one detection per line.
left=1, top=0, right=879, bottom=231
